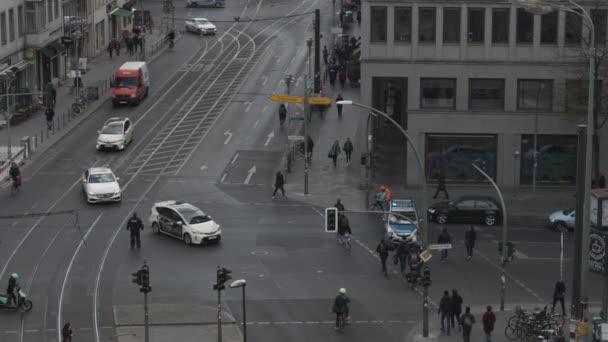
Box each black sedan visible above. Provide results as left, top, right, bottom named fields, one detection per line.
left=427, top=195, right=502, bottom=226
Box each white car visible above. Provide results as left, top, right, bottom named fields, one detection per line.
left=96, top=117, right=134, bottom=151
left=185, top=18, right=217, bottom=35
left=149, top=200, right=221, bottom=245
left=82, top=167, right=122, bottom=203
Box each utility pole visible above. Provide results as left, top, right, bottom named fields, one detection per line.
left=213, top=266, right=232, bottom=342
left=572, top=125, right=587, bottom=320
left=314, top=9, right=320, bottom=93
left=132, top=260, right=151, bottom=342
left=422, top=266, right=431, bottom=337
left=303, top=76, right=309, bottom=195
left=139, top=0, right=146, bottom=60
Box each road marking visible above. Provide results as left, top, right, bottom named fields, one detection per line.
left=261, top=75, right=268, bottom=86
left=31, top=202, right=39, bottom=209
left=295, top=76, right=302, bottom=87
left=224, top=130, right=233, bottom=144
left=24, top=329, right=39, bottom=333
left=11, top=221, right=18, bottom=226
left=290, top=321, right=303, bottom=324
left=264, top=131, right=275, bottom=146
left=306, top=321, right=320, bottom=324
left=244, top=165, right=256, bottom=185
left=513, top=250, right=529, bottom=259
left=5, top=330, right=17, bottom=334
left=200, top=164, right=208, bottom=171
left=258, top=322, right=270, bottom=325
left=262, top=105, right=268, bottom=113
left=253, top=119, right=260, bottom=128
left=244, top=101, right=253, bottom=112
left=220, top=173, right=227, bottom=183
left=231, top=153, right=239, bottom=164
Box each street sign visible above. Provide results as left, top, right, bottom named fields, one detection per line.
left=61, top=36, right=73, bottom=45
left=331, top=27, right=343, bottom=34
left=269, top=95, right=304, bottom=104
left=288, top=135, right=305, bottom=141
left=308, top=97, right=331, bottom=105
left=420, top=250, right=432, bottom=262
left=429, top=243, right=452, bottom=250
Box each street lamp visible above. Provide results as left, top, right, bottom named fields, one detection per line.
left=306, top=38, right=313, bottom=81
left=229, top=279, right=247, bottom=342
left=1, top=70, right=16, bottom=160
left=73, top=30, right=83, bottom=99
left=516, top=0, right=595, bottom=322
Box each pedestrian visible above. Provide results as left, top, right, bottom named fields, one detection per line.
left=438, top=290, right=452, bottom=335
left=376, top=239, right=389, bottom=276
left=465, top=226, right=477, bottom=260
left=482, top=305, right=496, bottom=342
left=329, top=65, right=337, bottom=86
left=139, top=35, right=144, bottom=51
left=272, top=171, right=286, bottom=199
left=343, top=138, right=353, bottom=165
left=336, top=94, right=344, bottom=116
left=278, top=103, right=287, bottom=126
left=339, top=11, right=345, bottom=26
left=323, top=45, right=329, bottom=65
left=552, top=280, right=566, bottom=315
left=460, top=307, right=475, bottom=342
left=45, top=107, right=55, bottom=131
left=371, top=189, right=386, bottom=211
left=394, top=240, right=409, bottom=273
left=451, top=289, right=463, bottom=331
left=433, top=172, right=449, bottom=199
left=126, top=212, right=144, bottom=249
left=132, top=35, right=139, bottom=53
left=306, top=135, right=314, bottom=159
left=437, top=227, right=451, bottom=262
left=335, top=198, right=345, bottom=214
left=328, top=140, right=341, bottom=167
left=126, top=37, right=134, bottom=55
left=381, top=185, right=392, bottom=208
left=114, top=39, right=121, bottom=56
left=62, top=323, right=73, bottom=342
left=356, top=10, right=361, bottom=25
left=338, top=65, right=347, bottom=88
left=107, top=41, right=114, bottom=59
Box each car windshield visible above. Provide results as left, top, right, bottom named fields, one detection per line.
left=177, top=207, right=211, bottom=224
left=389, top=212, right=417, bottom=224
left=115, top=77, right=138, bottom=88
left=89, top=173, right=116, bottom=183
left=194, top=19, right=209, bottom=25
left=100, top=123, right=123, bottom=134
left=563, top=208, right=575, bottom=215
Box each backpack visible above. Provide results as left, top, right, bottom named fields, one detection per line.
left=462, top=314, right=473, bottom=327
left=409, top=254, right=419, bottom=265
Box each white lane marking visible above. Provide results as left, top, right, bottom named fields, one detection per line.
left=5, top=330, right=17, bottom=333
left=24, top=329, right=39, bottom=333
left=244, top=165, right=256, bottom=185
left=11, top=221, right=18, bottom=226
left=264, top=131, right=274, bottom=146
left=513, top=250, right=529, bottom=259
left=295, top=76, right=302, bottom=87
left=58, top=212, right=104, bottom=342
left=200, top=164, right=208, bottom=171
left=224, top=130, right=233, bottom=144
left=262, top=105, right=268, bottom=113
left=261, top=75, right=268, bottom=86
left=253, top=119, right=260, bottom=128
left=31, top=203, right=39, bottom=209
left=244, top=101, right=253, bottom=113
left=231, top=153, right=239, bottom=164
left=258, top=322, right=270, bottom=325
left=220, top=173, right=227, bottom=183
left=290, top=321, right=303, bottom=324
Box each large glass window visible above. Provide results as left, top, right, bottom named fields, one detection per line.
left=469, top=79, right=505, bottom=110
left=592, top=9, right=607, bottom=45
left=370, top=6, right=387, bottom=43
left=517, top=8, right=533, bottom=43
left=371, top=77, right=408, bottom=128
left=47, top=0, right=53, bottom=22
left=1, top=12, right=6, bottom=45
left=426, top=134, right=497, bottom=182
left=17, top=5, right=23, bottom=37
left=421, top=78, right=456, bottom=109
left=394, top=7, right=411, bottom=43
left=419, top=7, right=436, bottom=43
left=521, top=135, right=577, bottom=184
left=443, top=7, right=460, bottom=43
left=8, top=9, right=14, bottom=42
left=55, top=0, right=59, bottom=19
left=541, top=11, right=557, bottom=44
left=468, top=8, right=485, bottom=43
left=517, top=80, right=553, bottom=110
left=492, top=8, right=509, bottom=43
left=565, top=80, right=603, bottom=115
left=565, top=11, right=582, bottom=44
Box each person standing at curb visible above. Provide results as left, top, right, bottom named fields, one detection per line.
left=126, top=212, right=144, bottom=249
left=336, top=94, right=344, bottom=117
left=438, top=227, right=451, bottom=262
left=272, top=171, right=287, bottom=199
left=376, top=239, right=389, bottom=276
left=552, top=280, right=566, bottom=315
left=62, top=323, right=73, bottom=342
left=45, top=107, right=55, bottom=131
left=460, top=307, right=475, bottom=342
left=482, top=305, right=496, bottom=342
left=334, top=198, right=345, bottom=214
left=438, top=290, right=452, bottom=335
left=433, top=172, right=449, bottom=199
left=465, top=226, right=477, bottom=260
left=451, top=289, right=463, bottom=331
left=329, top=140, right=341, bottom=167
left=343, top=138, right=353, bottom=165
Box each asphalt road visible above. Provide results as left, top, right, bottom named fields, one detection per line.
left=0, top=0, right=604, bottom=342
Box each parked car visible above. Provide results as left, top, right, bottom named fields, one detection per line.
left=149, top=200, right=221, bottom=245
left=186, top=0, right=224, bottom=7
left=549, top=208, right=575, bottom=231
left=82, top=167, right=122, bottom=203
left=96, top=117, right=134, bottom=151
left=385, top=199, right=420, bottom=243
left=427, top=195, right=502, bottom=226
left=185, top=18, right=217, bottom=35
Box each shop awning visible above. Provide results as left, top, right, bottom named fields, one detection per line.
left=9, top=60, right=29, bottom=72
left=39, top=46, right=57, bottom=60
left=110, top=8, right=133, bottom=17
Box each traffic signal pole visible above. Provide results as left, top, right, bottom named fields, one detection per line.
left=314, top=9, right=321, bottom=93
left=217, top=287, right=223, bottom=342
left=213, top=266, right=233, bottom=342
left=132, top=261, right=151, bottom=342
left=144, top=287, right=149, bottom=342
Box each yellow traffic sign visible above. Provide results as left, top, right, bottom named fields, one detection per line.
left=308, top=97, right=332, bottom=105
left=269, top=95, right=303, bottom=104
left=420, top=250, right=432, bottom=262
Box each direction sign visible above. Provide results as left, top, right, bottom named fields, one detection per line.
left=269, top=95, right=304, bottom=104
left=429, top=243, right=452, bottom=250
left=288, top=135, right=305, bottom=141
left=420, top=250, right=432, bottom=262
left=61, top=36, right=73, bottom=45
left=308, top=97, right=331, bottom=105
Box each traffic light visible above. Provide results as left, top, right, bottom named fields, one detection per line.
left=422, top=266, right=432, bottom=287
left=325, top=207, right=338, bottom=232
left=213, top=266, right=232, bottom=291
left=140, top=267, right=151, bottom=293
left=132, top=269, right=143, bottom=286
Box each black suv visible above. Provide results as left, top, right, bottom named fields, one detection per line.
left=427, top=195, right=502, bottom=226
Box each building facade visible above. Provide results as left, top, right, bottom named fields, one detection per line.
left=360, top=0, right=608, bottom=187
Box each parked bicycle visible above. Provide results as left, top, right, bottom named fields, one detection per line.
left=71, top=90, right=89, bottom=116
left=505, top=305, right=564, bottom=342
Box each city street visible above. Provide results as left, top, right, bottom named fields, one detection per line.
left=0, top=0, right=605, bottom=341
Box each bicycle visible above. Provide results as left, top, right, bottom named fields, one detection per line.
left=337, top=233, right=351, bottom=251
left=71, top=93, right=89, bottom=116
left=336, top=312, right=348, bottom=333
left=10, top=176, right=21, bottom=195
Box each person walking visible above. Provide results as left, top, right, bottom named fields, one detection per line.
left=329, top=140, right=341, bottom=167
left=465, top=226, right=477, bottom=260
left=460, top=307, right=475, bottom=342
left=335, top=198, right=345, bottom=214
left=371, top=189, right=386, bottom=211
left=306, top=135, right=314, bottom=159
left=394, top=240, right=409, bottom=273
left=438, top=227, right=451, bottom=262
left=338, top=65, right=347, bottom=88
left=482, top=305, right=496, bottom=342
left=107, top=41, right=114, bottom=59
left=552, top=280, right=566, bottom=315
left=272, top=171, right=286, bottom=199
left=376, top=239, right=390, bottom=276
left=113, top=39, right=121, bottom=56
left=278, top=103, right=287, bottom=126
left=343, top=138, right=353, bottom=165
left=62, top=323, right=73, bottom=342
left=438, top=290, right=452, bottom=335
left=132, top=35, right=139, bottom=53
left=451, top=289, right=463, bottom=331
left=356, top=10, right=361, bottom=25
left=336, top=94, right=344, bottom=116
left=45, top=107, right=55, bottom=130
left=433, top=173, right=449, bottom=199
left=126, top=212, right=144, bottom=249
left=323, top=45, right=329, bottom=65
left=329, top=64, right=337, bottom=86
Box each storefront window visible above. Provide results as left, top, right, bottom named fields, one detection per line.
left=520, top=135, right=577, bottom=184
left=426, top=134, right=497, bottom=182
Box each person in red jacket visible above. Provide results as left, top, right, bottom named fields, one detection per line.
left=482, top=305, right=496, bottom=342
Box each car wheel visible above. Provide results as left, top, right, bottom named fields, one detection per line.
left=152, top=222, right=160, bottom=234
left=484, top=214, right=497, bottom=226
left=183, top=233, right=192, bottom=245
left=436, top=213, right=448, bottom=224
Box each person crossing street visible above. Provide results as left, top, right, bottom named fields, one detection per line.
left=376, top=239, right=390, bottom=276
left=438, top=227, right=451, bottom=262
left=465, top=226, right=477, bottom=260
left=126, top=212, right=144, bottom=249
left=343, top=138, right=353, bottom=165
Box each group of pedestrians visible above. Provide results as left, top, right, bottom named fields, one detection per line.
left=327, top=138, right=354, bottom=167
left=435, top=226, right=478, bottom=262
left=438, top=290, right=496, bottom=342
left=107, top=25, right=146, bottom=59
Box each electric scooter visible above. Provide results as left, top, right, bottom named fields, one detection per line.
left=0, top=287, right=33, bottom=312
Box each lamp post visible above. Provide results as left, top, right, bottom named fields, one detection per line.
left=517, top=0, right=595, bottom=323
left=73, top=30, right=83, bottom=99
left=306, top=38, right=312, bottom=81
left=1, top=71, right=16, bottom=160
left=229, top=279, right=247, bottom=342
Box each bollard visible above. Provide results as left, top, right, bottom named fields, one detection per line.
left=40, top=130, right=44, bottom=143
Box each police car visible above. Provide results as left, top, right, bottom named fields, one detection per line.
left=385, top=199, right=420, bottom=243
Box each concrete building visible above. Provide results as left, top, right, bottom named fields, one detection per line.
left=360, top=0, right=608, bottom=188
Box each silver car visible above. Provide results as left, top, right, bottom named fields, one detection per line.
left=549, top=208, right=575, bottom=231
left=185, top=18, right=217, bottom=35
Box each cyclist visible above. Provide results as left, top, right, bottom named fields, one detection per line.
left=337, top=214, right=352, bottom=246
left=9, top=162, right=21, bottom=189
left=167, top=29, right=176, bottom=48
left=332, top=288, right=351, bottom=329
left=278, top=104, right=287, bottom=126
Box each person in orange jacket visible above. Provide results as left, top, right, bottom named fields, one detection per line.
left=380, top=185, right=391, bottom=205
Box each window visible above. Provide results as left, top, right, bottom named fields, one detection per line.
left=565, top=11, right=582, bottom=44
left=476, top=201, right=492, bottom=209
left=565, top=80, right=602, bottom=115
left=469, top=79, right=505, bottom=110
left=419, top=7, right=436, bottom=43
left=421, top=78, right=456, bottom=109
left=521, top=135, right=577, bottom=184
left=25, top=2, right=37, bottom=33
left=17, top=5, right=23, bottom=37
left=426, top=134, right=497, bottom=181
left=517, top=8, right=533, bottom=43
left=8, top=9, right=14, bottom=42
left=443, top=8, right=460, bottom=43
left=592, top=9, right=607, bottom=45
left=370, top=6, right=387, bottom=43
left=468, top=8, right=485, bottom=43
left=457, top=200, right=476, bottom=209
left=47, top=0, right=53, bottom=22
left=492, top=8, right=509, bottom=43
left=517, top=80, right=553, bottom=110
left=54, top=0, right=59, bottom=19
left=540, top=11, right=557, bottom=44
left=1, top=12, right=6, bottom=45
left=394, top=7, right=411, bottom=43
